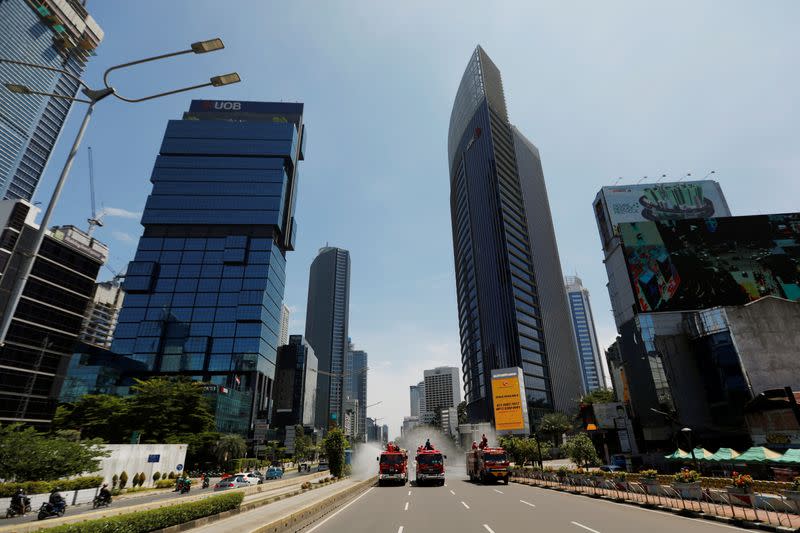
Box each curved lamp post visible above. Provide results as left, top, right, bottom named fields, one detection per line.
left=0, top=39, right=240, bottom=346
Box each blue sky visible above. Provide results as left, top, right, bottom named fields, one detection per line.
left=35, top=1, right=800, bottom=437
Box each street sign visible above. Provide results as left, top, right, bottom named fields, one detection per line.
left=147, top=454, right=160, bottom=463
left=176, top=464, right=183, bottom=472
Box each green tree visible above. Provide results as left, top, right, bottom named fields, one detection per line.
left=214, top=434, right=247, bottom=466
left=176, top=431, right=221, bottom=469
left=322, top=428, right=349, bottom=477
left=0, top=423, right=108, bottom=481
left=293, top=425, right=313, bottom=463
left=53, top=395, right=128, bottom=442
left=539, top=412, right=572, bottom=446
left=127, top=378, right=216, bottom=443
left=457, top=401, right=468, bottom=425
left=562, top=433, right=600, bottom=467
left=579, top=388, right=616, bottom=405
left=119, top=471, right=128, bottom=489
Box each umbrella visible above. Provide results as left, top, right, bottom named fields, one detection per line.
left=773, top=449, right=800, bottom=465
left=690, top=447, right=714, bottom=461
left=664, top=448, right=690, bottom=460
left=707, top=447, right=740, bottom=462
left=732, top=446, right=782, bottom=464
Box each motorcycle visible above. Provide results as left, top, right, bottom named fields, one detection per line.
left=5, top=497, right=31, bottom=518
left=202, top=477, right=210, bottom=489
left=92, top=495, right=112, bottom=509
left=37, top=501, right=66, bottom=520
left=180, top=480, right=191, bottom=494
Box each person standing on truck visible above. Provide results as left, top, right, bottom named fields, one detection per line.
left=479, top=434, right=488, bottom=449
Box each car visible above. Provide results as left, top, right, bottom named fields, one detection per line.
left=598, top=465, right=622, bottom=473
left=235, top=472, right=262, bottom=485
left=264, top=466, right=284, bottom=480
left=317, top=461, right=329, bottom=472
left=214, top=475, right=251, bottom=491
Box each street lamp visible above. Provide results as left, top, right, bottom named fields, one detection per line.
left=0, top=39, right=239, bottom=346
left=681, top=427, right=699, bottom=471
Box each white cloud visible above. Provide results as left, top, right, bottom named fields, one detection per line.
left=111, top=231, right=134, bottom=243
left=99, top=206, right=141, bottom=220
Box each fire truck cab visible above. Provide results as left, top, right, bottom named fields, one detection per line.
left=377, top=443, right=408, bottom=486
left=466, top=447, right=510, bottom=484
left=415, top=446, right=446, bottom=486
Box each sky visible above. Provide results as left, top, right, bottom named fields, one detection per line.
left=33, top=1, right=800, bottom=438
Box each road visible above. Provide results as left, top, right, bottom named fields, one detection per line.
left=2, top=470, right=310, bottom=527
left=309, top=466, right=749, bottom=533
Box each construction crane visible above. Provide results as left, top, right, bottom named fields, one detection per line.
left=86, top=146, right=104, bottom=235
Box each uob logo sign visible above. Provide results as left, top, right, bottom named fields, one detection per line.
left=202, top=101, right=242, bottom=111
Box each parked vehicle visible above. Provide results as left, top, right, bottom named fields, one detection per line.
left=317, top=461, right=329, bottom=472
left=377, top=442, right=408, bottom=486
left=415, top=445, right=446, bottom=486
left=466, top=446, right=510, bottom=484
left=265, top=466, right=284, bottom=480
left=37, top=501, right=66, bottom=520
left=214, top=474, right=252, bottom=491
left=599, top=464, right=622, bottom=473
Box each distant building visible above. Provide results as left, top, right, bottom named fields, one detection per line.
left=279, top=304, right=290, bottom=347
left=365, top=417, right=378, bottom=442
left=401, top=416, right=420, bottom=437
left=0, top=0, right=103, bottom=201
left=448, top=46, right=582, bottom=423
left=440, top=407, right=458, bottom=438
left=564, top=276, right=608, bottom=392
left=417, top=380, right=426, bottom=415
left=80, top=281, right=124, bottom=349
left=0, top=201, right=107, bottom=425
left=345, top=342, right=367, bottom=440
left=423, top=366, right=460, bottom=416
left=305, top=246, right=350, bottom=430
left=272, top=335, right=317, bottom=429
left=381, top=424, right=389, bottom=446
left=409, top=384, right=421, bottom=417
left=343, top=398, right=360, bottom=440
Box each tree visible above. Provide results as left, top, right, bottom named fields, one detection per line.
left=322, top=428, right=349, bottom=477
left=0, top=423, right=108, bottom=481
left=457, top=401, right=468, bottom=425
left=539, top=412, right=572, bottom=446
left=215, top=434, right=247, bottom=466
left=293, top=425, right=313, bottom=463
left=126, top=378, right=216, bottom=443
left=176, top=431, right=221, bottom=469
left=153, top=472, right=161, bottom=482
left=499, top=435, right=549, bottom=466
left=119, top=471, right=129, bottom=489
left=562, top=433, right=600, bottom=467
left=53, top=395, right=128, bottom=443
left=579, top=388, right=616, bottom=405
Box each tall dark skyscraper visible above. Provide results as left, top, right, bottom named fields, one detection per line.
left=0, top=0, right=103, bottom=201
left=304, top=246, right=350, bottom=430
left=111, top=100, right=306, bottom=436
left=447, top=46, right=582, bottom=423
left=345, top=342, right=367, bottom=440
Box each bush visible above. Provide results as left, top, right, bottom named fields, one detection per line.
left=46, top=492, right=244, bottom=533
left=639, top=469, right=659, bottom=478
left=112, top=474, right=119, bottom=489
left=119, top=471, right=128, bottom=489
left=673, top=469, right=701, bottom=483
left=0, top=476, right=103, bottom=497
left=167, top=471, right=176, bottom=480
left=153, top=472, right=161, bottom=483
left=155, top=479, right=174, bottom=489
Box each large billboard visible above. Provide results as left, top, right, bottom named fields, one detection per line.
left=594, top=181, right=730, bottom=246
left=619, top=213, right=800, bottom=312
left=491, top=367, right=530, bottom=434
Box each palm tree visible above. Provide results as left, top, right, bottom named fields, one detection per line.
left=214, top=434, right=247, bottom=466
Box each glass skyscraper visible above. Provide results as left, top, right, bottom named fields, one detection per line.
left=565, top=276, right=609, bottom=392
left=111, top=100, right=306, bottom=437
left=447, top=46, right=582, bottom=423
left=345, top=342, right=367, bottom=440
left=0, top=0, right=103, bottom=201
left=304, top=246, right=350, bottom=430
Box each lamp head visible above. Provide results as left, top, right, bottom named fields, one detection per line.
left=191, top=38, right=224, bottom=54
left=210, top=73, right=241, bottom=87
left=5, top=83, right=31, bottom=94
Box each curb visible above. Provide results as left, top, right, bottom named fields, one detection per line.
left=511, top=478, right=799, bottom=533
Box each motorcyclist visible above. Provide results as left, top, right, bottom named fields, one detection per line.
left=98, top=484, right=112, bottom=504
left=11, top=488, right=27, bottom=514
left=49, top=488, right=65, bottom=513
left=201, top=473, right=210, bottom=488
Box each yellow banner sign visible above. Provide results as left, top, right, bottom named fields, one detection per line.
left=491, top=374, right=525, bottom=431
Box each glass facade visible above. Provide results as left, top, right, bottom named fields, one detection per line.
left=565, top=276, right=607, bottom=392
left=0, top=0, right=102, bottom=201
left=111, top=100, right=305, bottom=437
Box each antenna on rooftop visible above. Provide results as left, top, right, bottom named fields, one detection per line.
left=677, top=172, right=692, bottom=183
left=612, top=177, right=623, bottom=185
left=636, top=175, right=648, bottom=184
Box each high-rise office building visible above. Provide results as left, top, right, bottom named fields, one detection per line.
left=279, top=304, right=290, bottom=347
left=417, top=380, right=426, bottom=415
left=272, top=335, right=317, bottom=429
left=345, top=342, right=367, bottom=440
left=80, top=281, right=124, bottom=349
left=409, top=383, right=421, bottom=417
left=304, top=246, right=350, bottom=430
left=564, top=276, right=609, bottom=392
left=0, top=201, right=106, bottom=425
left=423, top=366, right=461, bottom=416
left=111, top=100, right=306, bottom=436
left=447, top=45, right=582, bottom=422
left=0, top=0, right=103, bottom=201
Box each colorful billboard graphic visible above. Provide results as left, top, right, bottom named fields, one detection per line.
left=619, top=213, right=800, bottom=312
left=491, top=367, right=529, bottom=434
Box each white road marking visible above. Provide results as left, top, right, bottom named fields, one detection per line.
left=483, top=525, right=496, bottom=533
left=398, top=528, right=404, bottom=533
left=450, top=489, right=455, bottom=495
left=520, top=499, right=536, bottom=508
left=571, top=521, right=601, bottom=533
left=493, top=488, right=504, bottom=494
left=461, top=501, right=470, bottom=509
left=306, top=487, right=375, bottom=532
left=404, top=501, right=409, bottom=511
left=407, top=490, right=411, bottom=496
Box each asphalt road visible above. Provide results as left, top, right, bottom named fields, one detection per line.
left=308, top=466, right=750, bottom=533
left=2, top=470, right=309, bottom=526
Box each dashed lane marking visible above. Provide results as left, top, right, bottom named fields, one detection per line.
left=398, top=527, right=404, bottom=533
left=483, top=525, right=496, bottom=533
left=571, top=521, right=601, bottom=533
left=520, top=499, right=536, bottom=508
left=404, top=501, right=409, bottom=511
left=407, top=490, right=411, bottom=496
left=461, top=501, right=470, bottom=509
left=450, top=490, right=455, bottom=495
left=493, top=489, right=504, bottom=494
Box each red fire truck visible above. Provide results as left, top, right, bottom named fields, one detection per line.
left=415, top=446, right=446, bottom=486
left=466, top=446, right=510, bottom=484
left=377, top=443, right=408, bottom=486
